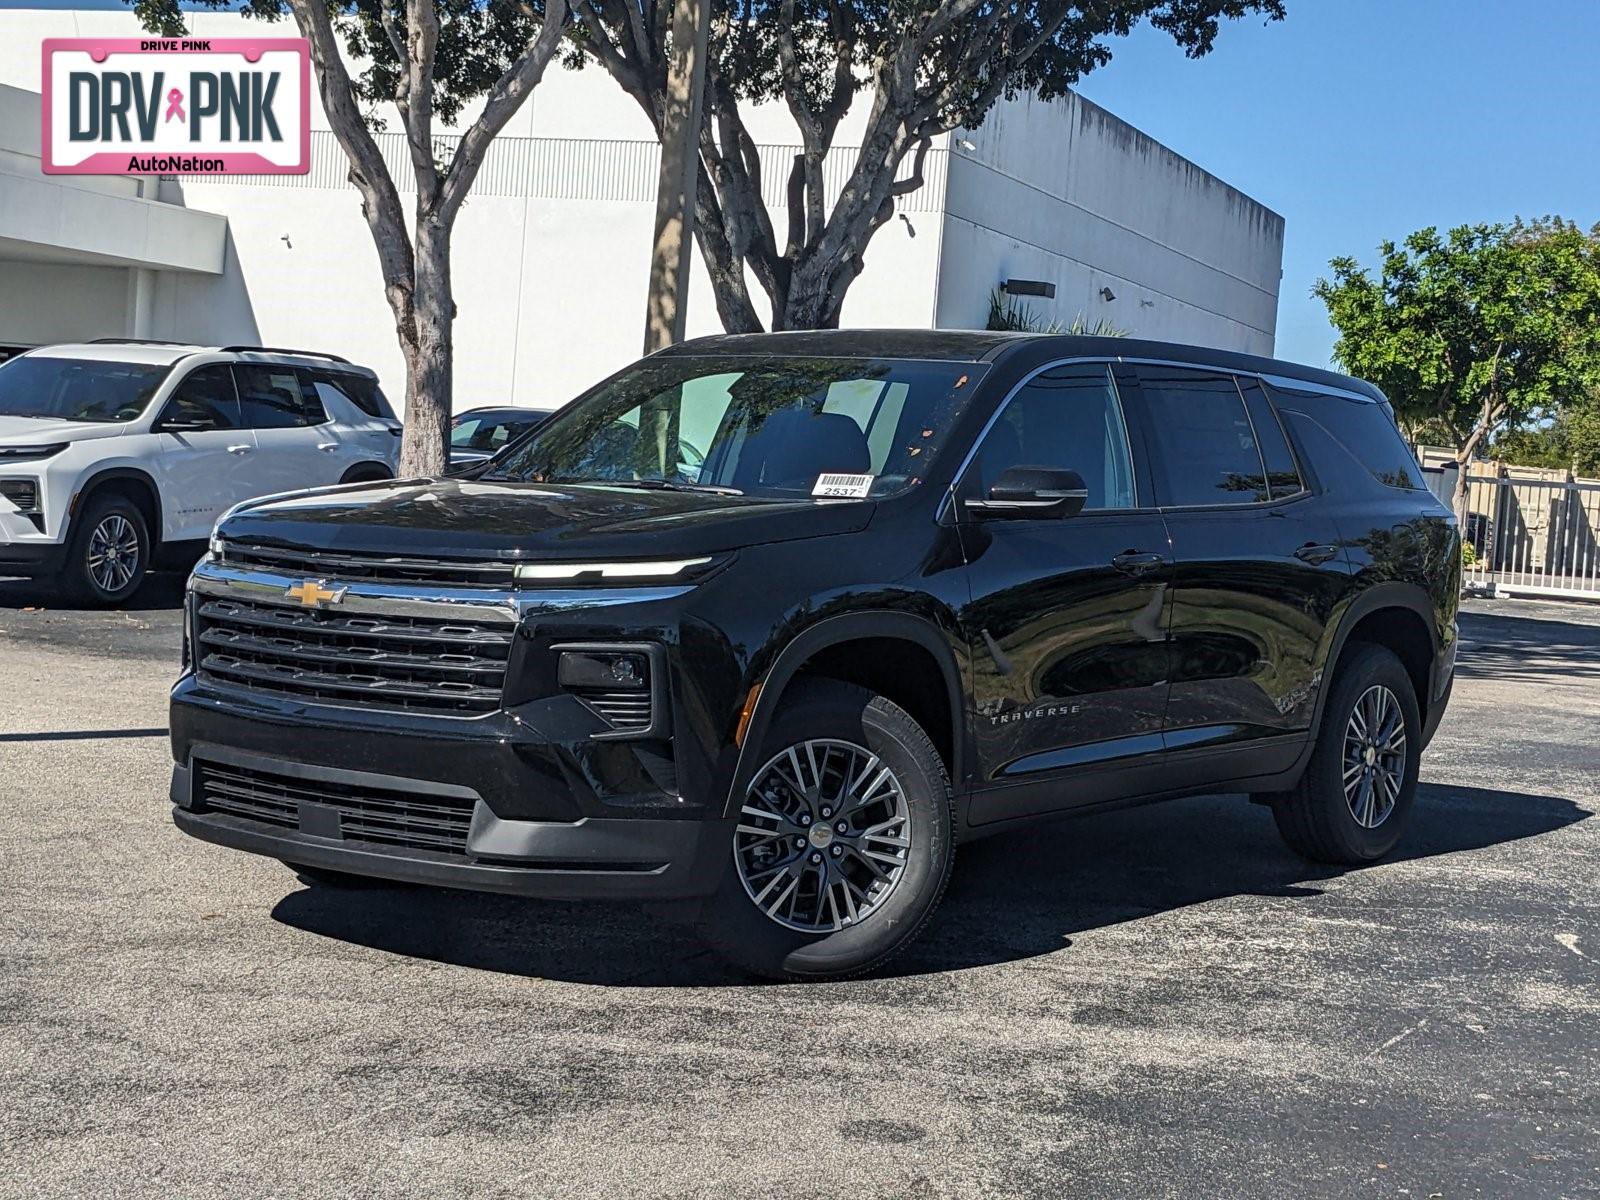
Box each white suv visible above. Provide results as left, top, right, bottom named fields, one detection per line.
left=0, top=340, right=401, bottom=604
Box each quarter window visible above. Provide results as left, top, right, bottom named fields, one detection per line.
left=313, top=370, right=393, bottom=421
left=1269, top=385, right=1424, bottom=490
left=973, top=363, right=1136, bottom=510
left=1135, top=367, right=1271, bottom=506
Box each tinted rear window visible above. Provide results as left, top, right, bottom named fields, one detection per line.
left=1134, top=366, right=1273, bottom=506
left=1268, top=385, right=1423, bottom=490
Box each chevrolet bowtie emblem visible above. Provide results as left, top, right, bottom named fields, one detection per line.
left=286, top=579, right=347, bottom=608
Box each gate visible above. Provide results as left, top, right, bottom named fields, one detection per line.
left=1460, top=472, right=1600, bottom=599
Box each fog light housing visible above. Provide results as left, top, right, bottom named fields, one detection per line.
left=554, top=643, right=666, bottom=739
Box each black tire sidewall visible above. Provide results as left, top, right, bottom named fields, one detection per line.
left=1295, top=644, right=1422, bottom=862
left=702, top=680, right=954, bottom=980
left=63, top=496, right=149, bottom=605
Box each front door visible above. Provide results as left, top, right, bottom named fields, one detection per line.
left=955, top=362, right=1173, bottom=823
left=1127, top=365, right=1354, bottom=758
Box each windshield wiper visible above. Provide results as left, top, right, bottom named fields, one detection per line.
left=582, top=478, right=745, bottom=496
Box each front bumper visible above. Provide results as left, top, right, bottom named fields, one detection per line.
left=0, top=536, right=65, bottom=577
left=169, top=743, right=732, bottom=901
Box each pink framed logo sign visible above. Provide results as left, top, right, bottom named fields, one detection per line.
left=41, top=37, right=310, bottom=175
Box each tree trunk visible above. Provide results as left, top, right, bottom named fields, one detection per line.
left=398, top=221, right=454, bottom=477
left=642, top=0, right=711, bottom=353
left=1451, top=451, right=1472, bottom=532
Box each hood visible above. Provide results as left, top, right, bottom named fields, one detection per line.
left=219, top=478, right=876, bottom=560
left=0, top=415, right=129, bottom=444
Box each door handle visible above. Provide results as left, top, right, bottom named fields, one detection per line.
left=1294, top=543, right=1339, bottom=565
left=317, top=442, right=339, bottom=452
left=1111, top=551, right=1165, bottom=576
left=226, top=444, right=252, bottom=454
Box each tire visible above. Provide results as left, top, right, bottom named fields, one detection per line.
left=282, top=860, right=389, bottom=889
left=699, top=678, right=954, bottom=981
left=59, top=493, right=150, bottom=606
left=1272, top=643, right=1421, bottom=864
left=340, top=464, right=392, bottom=485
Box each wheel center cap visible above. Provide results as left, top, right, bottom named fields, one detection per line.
left=808, top=823, right=834, bottom=849
left=1364, top=746, right=1377, bottom=767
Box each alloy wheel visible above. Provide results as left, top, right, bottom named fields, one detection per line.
left=1342, top=684, right=1406, bottom=829
left=87, top=514, right=140, bottom=595
left=735, top=738, right=912, bottom=933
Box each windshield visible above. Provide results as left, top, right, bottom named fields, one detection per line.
left=451, top=414, right=539, bottom=452
left=0, top=357, right=173, bottom=423
left=487, top=356, right=985, bottom=499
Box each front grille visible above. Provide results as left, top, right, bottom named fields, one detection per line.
left=195, top=596, right=513, bottom=715
left=197, top=760, right=476, bottom=854
left=218, top=538, right=519, bottom=588
left=0, top=479, right=39, bottom=513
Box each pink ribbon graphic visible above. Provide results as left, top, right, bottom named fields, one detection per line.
left=164, top=88, right=185, bottom=123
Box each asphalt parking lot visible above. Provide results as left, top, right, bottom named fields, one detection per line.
left=1, top=575, right=1596, bottom=1199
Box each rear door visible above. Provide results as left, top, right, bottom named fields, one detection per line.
left=1127, top=364, right=1354, bottom=759
left=955, top=361, right=1174, bottom=823
left=151, top=364, right=257, bottom=540
left=233, top=364, right=338, bottom=497
left=307, top=369, right=401, bottom=473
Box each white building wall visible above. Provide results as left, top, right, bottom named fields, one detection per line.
left=938, top=91, right=1283, bottom=355
left=0, top=8, right=1278, bottom=411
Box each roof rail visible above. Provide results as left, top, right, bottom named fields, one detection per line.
left=220, top=345, right=352, bottom=364
left=87, top=337, right=197, bottom=347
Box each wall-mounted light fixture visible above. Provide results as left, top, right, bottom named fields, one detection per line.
left=1099, top=286, right=1116, bottom=302
left=1002, top=278, right=1055, bottom=299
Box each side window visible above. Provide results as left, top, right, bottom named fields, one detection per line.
left=1238, top=379, right=1304, bottom=499
left=974, top=363, right=1136, bottom=510
left=1135, top=367, right=1270, bottom=506
left=313, top=370, right=393, bottom=420
left=234, top=365, right=318, bottom=429
left=161, top=365, right=240, bottom=430
left=295, top=369, right=328, bottom=424
left=1270, top=386, right=1424, bottom=490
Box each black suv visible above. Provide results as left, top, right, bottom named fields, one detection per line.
left=170, top=331, right=1459, bottom=980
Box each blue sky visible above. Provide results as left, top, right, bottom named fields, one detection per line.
left=1073, top=0, right=1600, bottom=367
left=14, top=1, right=1600, bottom=368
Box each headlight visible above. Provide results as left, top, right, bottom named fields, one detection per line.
left=514, top=557, right=712, bottom=584
left=0, top=443, right=68, bottom=463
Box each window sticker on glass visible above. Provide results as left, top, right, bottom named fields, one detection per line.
left=812, top=473, right=876, bottom=498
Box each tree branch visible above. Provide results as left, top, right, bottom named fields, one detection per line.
left=438, top=0, right=570, bottom=227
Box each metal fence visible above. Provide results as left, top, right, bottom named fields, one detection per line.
left=1460, top=471, right=1600, bottom=599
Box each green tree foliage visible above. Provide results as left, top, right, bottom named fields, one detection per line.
left=1492, top=398, right=1600, bottom=476
left=1314, top=219, right=1600, bottom=523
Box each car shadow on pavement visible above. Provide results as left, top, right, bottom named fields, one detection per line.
left=268, top=781, right=1590, bottom=986
left=1456, top=611, right=1600, bottom=683
left=0, top=572, right=188, bottom=612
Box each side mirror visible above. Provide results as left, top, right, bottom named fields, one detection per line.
left=965, top=466, right=1089, bottom=520
left=155, top=410, right=214, bottom=433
